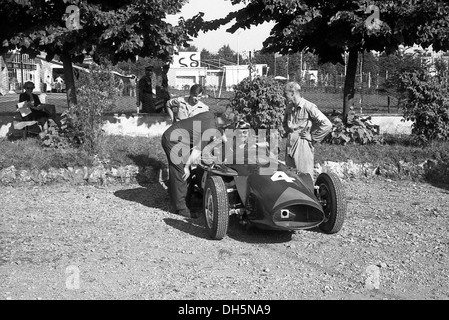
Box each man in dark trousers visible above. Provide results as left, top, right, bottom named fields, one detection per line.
left=161, top=111, right=226, bottom=218
left=137, top=66, right=154, bottom=113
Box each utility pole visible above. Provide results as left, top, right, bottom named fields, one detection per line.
left=249, top=50, right=252, bottom=81
left=359, top=51, right=364, bottom=114
left=237, top=30, right=242, bottom=66
left=20, top=53, right=24, bottom=91
left=274, top=53, right=276, bottom=77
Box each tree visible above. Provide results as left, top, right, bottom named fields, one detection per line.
left=399, top=69, right=449, bottom=142
left=217, top=44, right=238, bottom=65
left=200, top=48, right=220, bottom=68
left=200, top=45, right=243, bottom=67
left=1, top=0, right=192, bottom=108
left=378, top=51, right=425, bottom=106
left=187, top=0, right=449, bottom=121
left=178, top=45, right=199, bottom=52
left=252, top=50, right=275, bottom=76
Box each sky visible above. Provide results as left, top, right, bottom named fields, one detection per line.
left=165, top=0, right=275, bottom=54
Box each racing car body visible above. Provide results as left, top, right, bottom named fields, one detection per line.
left=188, top=153, right=346, bottom=240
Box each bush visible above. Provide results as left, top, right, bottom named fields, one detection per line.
left=399, top=70, right=449, bottom=143
left=60, top=64, right=119, bottom=154
left=229, top=76, right=286, bottom=130
left=325, top=109, right=384, bottom=145
left=380, top=53, right=425, bottom=106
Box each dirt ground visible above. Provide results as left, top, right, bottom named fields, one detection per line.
left=0, top=177, right=448, bottom=300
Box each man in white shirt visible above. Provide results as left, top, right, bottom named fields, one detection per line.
left=283, top=81, right=332, bottom=180
left=45, top=75, right=52, bottom=93
left=166, top=84, right=209, bottom=122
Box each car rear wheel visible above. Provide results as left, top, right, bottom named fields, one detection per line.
left=315, top=172, right=346, bottom=234
left=204, top=176, right=229, bottom=240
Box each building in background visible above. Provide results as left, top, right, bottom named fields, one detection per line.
left=3, top=52, right=40, bottom=92
left=1, top=52, right=55, bottom=93
left=0, top=56, right=9, bottom=95
left=0, top=52, right=89, bottom=94
left=168, top=51, right=207, bottom=89
left=167, top=51, right=267, bottom=92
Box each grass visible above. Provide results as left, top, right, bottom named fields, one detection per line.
left=1, top=134, right=448, bottom=172
left=0, top=135, right=166, bottom=171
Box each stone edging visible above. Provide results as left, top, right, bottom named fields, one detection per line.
left=0, top=165, right=159, bottom=186
left=316, top=159, right=447, bottom=182
left=0, top=159, right=447, bottom=186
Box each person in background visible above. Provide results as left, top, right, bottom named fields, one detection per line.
left=155, top=64, right=171, bottom=113
left=137, top=66, right=155, bottom=113
left=117, top=78, right=124, bottom=96
left=161, top=64, right=170, bottom=90
left=45, top=75, right=52, bottom=93
left=282, top=81, right=332, bottom=180
left=165, top=84, right=209, bottom=122
left=129, top=75, right=137, bottom=97
left=18, top=81, right=54, bottom=134
left=55, top=76, right=63, bottom=93
left=160, top=64, right=171, bottom=107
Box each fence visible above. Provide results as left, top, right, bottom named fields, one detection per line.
left=298, top=72, right=399, bottom=115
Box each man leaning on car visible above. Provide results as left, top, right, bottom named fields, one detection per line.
left=282, top=81, right=332, bottom=180
left=161, top=111, right=226, bottom=219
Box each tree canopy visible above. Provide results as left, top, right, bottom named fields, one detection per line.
left=1, top=0, right=193, bottom=106
left=187, top=0, right=449, bottom=119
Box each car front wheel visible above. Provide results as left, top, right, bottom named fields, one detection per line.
left=204, top=176, right=229, bottom=240
left=315, top=172, right=346, bottom=234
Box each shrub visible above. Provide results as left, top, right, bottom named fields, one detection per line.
left=228, top=76, right=286, bottom=130
left=40, top=119, right=73, bottom=149
left=325, top=109, right=384, bottom=145
left=380, top=53, right=425, bottom=107
left=60, top=64, right=119, bottom=154
left=399, top=70, right=449, bottom=143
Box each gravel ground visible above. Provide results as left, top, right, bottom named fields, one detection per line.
left=0, top=177, right=448, bottom=300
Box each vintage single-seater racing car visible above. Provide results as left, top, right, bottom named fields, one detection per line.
left=187, top=142, right=347, bottom=240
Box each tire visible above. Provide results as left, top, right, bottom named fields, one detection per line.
left=315, top=172, right=346, bottom=234
left=203, top=176, right=229, bottom=240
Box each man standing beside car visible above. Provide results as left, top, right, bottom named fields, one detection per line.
left=282, top=81, right=332, bottom=180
